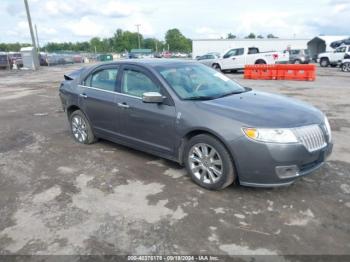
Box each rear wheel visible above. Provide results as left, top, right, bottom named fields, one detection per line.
left=69, top=110, right=96, bottom=144
left=255, top=60, right=266, bottom=65
left=320, top=58, right=329, bottom=67
left=184, top=134, right=236, bottom=190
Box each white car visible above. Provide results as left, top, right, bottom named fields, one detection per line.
left=317, top=45, right=350, bottom=67
left=211, top=47, right=288, bottom=72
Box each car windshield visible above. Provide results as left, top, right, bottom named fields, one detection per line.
left=156, top=63, right=247, bottom=100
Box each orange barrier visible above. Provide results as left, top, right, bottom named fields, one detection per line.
left=244, top=64, right=316, bottom=81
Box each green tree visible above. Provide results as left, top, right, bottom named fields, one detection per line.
left=165, top=28, right=192, bottom=52
left=227, top=33, right=236, bottom=39
left=143, top=38, right=164, bottom=52
left=111, top=29, right=143, bottom=52
left=245, top=33, right=256, bottom=39
left=0, top=42, right=31, bottom=52
left=267, top=33, right=278, bottom=38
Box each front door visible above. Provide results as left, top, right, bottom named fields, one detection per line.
left=115, top=65, right=177, bottom=156
left=334, top=46, right=346, bottom=62
left=221, top=48, right=244, bottom=69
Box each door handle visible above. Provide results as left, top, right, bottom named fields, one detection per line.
left=117, top=102, right=130, bottom=109
left=79, top=93, right=88, bottom=99
left=232, top=57, right=236, bottom=60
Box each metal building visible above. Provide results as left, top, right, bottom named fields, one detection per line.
left=192, top=38, right=310, bottom=58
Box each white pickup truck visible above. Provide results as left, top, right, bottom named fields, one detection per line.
left=211, top=47, right=289, bottom=72
left=318, top=45, right=350, bottom=67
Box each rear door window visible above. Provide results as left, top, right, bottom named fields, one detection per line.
left=248, top=48, right=259, bottom=54
left=88, top=68, right=118, bottom=92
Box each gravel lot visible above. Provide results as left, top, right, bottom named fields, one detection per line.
left=0, top=63, right=349, bottom=258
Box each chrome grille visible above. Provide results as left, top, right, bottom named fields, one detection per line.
left=292, top=125, right=326, bottom=152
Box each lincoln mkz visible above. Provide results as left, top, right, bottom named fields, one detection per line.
left=59, top=60, right=333, bottom=190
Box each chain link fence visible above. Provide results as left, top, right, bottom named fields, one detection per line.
left=0, top=49, right=116, bottom=70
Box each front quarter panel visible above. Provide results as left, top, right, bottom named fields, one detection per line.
left=174, top=101, right=245, bottom=160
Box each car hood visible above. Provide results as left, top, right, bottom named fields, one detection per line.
left=198, top=90, right=324, bottom=128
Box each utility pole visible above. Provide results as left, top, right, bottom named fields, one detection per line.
left=155, top=40, right=158, bottom=53
left=24, top=0, right=39, bottom=69
left=35, top=24, right=40, bottom=52
left=135, top=24, right=141, bottom=49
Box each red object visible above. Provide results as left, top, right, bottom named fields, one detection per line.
left=244, top=64, right=316, bottom=81
left=272, top=53, right=279, bottom=60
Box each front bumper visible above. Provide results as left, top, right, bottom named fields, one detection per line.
left=230, top=137, right=333, bottom=187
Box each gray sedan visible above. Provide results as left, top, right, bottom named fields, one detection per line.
left=59, top=60, right=333, bottom=190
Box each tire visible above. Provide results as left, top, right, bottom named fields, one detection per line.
left=255, top=60, right=266, bottom=65
left=212, top=63, right=221, bottom=72
left=184, top=134, right=236, bottom=190
left=69, top=110, right=96, bottom=144
left=320, top=58, right=329, bottom=67
left=293, top=59, right=301, bottom=64
left=342, top=62, right=350, bottom=72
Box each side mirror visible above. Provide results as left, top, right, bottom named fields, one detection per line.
left=142, top=92, right=164, bottom=103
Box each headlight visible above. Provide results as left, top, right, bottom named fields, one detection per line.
left=324, top=115, right=332, bottom=142
left=242, top=127, right=298, bottom=143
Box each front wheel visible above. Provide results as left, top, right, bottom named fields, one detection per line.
left=320, top=58, right=329, bottom=67
left=212, top=63, right=221, bottom=72
left=70, top=110, right=96, bottom=144
left=342, top=62, right=350, bottom=72
left=184, top=134, right=236, bottom=190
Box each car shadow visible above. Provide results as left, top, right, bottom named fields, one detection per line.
left=95, top=138, right=290, bottom=192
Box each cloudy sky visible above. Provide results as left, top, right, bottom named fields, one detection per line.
left=0, top=0, right=349, bottom=44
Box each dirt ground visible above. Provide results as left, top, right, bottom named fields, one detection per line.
left=0, top=63, right=349, bottom=259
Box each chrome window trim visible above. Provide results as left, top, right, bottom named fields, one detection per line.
left=78, top=84, right=142, bottom=100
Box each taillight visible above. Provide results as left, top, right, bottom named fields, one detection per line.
left=273, top=54, right=279, bottom=60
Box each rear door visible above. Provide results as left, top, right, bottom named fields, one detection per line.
left=115, top=65, right=177, bottom=156
left=79, top=66, right=120, bottom=136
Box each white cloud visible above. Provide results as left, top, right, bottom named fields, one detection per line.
left=1, top=0, right=349, bottom=43
left=195, top=27, right=225, bottom=39
left=67, top=17, right=107, bottom=37
left=101, top=1, right=139, bottom=17
left=44, top=1, right=73, bottom=16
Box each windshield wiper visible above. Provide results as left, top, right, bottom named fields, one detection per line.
left=216, top=90, right=247, bottom=98
left=183, top=96, right=217, bottom=101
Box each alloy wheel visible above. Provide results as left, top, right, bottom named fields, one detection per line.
left=188, top=143, right=223, bottom=184
left=342, top=63, right=350, bottom=72
left=71, top=115, right=88, bottom=143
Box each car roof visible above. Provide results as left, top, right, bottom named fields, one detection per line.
left=92, top=59, right=198, bottom=70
